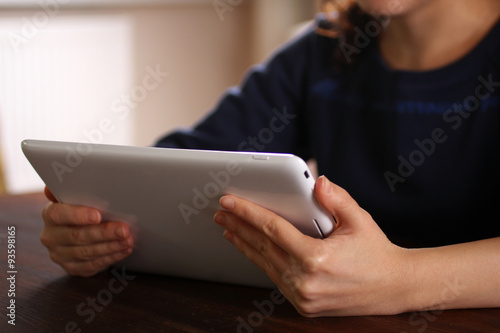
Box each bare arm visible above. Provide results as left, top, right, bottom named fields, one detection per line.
left=405, top=236, right=500, bottom=312
left=213, top=176, right=500, bottom=316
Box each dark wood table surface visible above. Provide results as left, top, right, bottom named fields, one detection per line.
left=1, top=193, right=499, bottom=333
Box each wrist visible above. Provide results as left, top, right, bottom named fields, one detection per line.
left=396, top=246, right=469, bottom=313
left=386, top=245, right=422, bottom=314
left=363, top=244, right=421, bottom=315
left=397, top=247, right=428, bottom=313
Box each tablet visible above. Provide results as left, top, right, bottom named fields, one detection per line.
left=21, top=139, right=335, bottom=288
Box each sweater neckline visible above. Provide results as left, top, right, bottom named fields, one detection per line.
left=372, top=18, right=500, bottom=84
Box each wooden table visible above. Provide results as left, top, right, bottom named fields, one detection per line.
left=1, top=193, right=499, bottom=332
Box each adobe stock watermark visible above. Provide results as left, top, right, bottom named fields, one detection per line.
left=237, top=106, right=297, bottom=152
left=238, top=246, right=329, bottom=333
left=237, top=246, right=330, bottom=332
left=213, top=0, right=244, bottom=22
left=384, top=74, right=500, bottom=192
left=401, top=276, right=467, bottom=333
left=56, top=267, right=135, bottom=333
left=7, top=0, right=69, bottom=53
left=51, top=64, right=169, bottom=183
left=179, top=160, right=243, bottom=224
left=339, top=0, right=414, bottom=64
left=81, top=64, right=170, bottom=145
left=178, top=105, right=296, bottom=224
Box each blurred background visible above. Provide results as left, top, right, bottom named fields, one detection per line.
left=0, top=0, right=317, bottom=194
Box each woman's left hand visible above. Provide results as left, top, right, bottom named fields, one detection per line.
left=213, top=175, right=412, bottom=317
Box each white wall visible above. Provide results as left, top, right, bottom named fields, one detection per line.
left=131, top=3, right=253, bottom=146
left=0, top=0, right=316, bottom=193
left=250, top=0, right=315, bottom=63
left=0, top=14, right=134, bottom=193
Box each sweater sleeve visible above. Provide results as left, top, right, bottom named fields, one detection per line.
left=154, top=28, right=318, bottom=160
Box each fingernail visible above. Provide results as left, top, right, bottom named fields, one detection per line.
left=214, top=212, right=227, bottom=226
left=319, top=175, right=333, bottom=194
left=220, top=196, right=235, bottom=210
left=119, top=238, right=131, bottom=248
left=121, top=248, right=132, bottom=255
left=87, top=210, right=100, bottom=224
left=223, top=229, right=233, bottom=241
left=114, top=226, right=126, bottom=238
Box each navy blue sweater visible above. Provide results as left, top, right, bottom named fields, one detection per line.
left=156, top=21, right=500, bottom=247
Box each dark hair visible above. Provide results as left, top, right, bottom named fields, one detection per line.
left=316, top=0, right=378, bottom=68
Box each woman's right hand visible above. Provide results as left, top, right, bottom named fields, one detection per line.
left=41, top=187, right=134, bottom=277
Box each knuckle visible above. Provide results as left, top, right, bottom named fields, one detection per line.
left=293, top=285, right=323, bottom=317
left=110, top=239, right=125, bottom=252
left=91, top=255, right=110, bottom=271
left=259, top=259, right=274, bottom=277
left=301, top=244, right=329, bottom=274
left=281, top=269, right=300, bottom=290
left=256, top=237, right=271, bottom=256
left=61, top=263, right=78, bottom=276
left=77, top=246, right=94, bottom=260
left=46, top=204, right=60, bottom=224
left=301, top=256, right=321, bottom=274
left=48, top=251, right=60, bottom=264
left=70, top=228, right=85, bottom=245
left=295, top=300, right=321, bottom=318
left=39, top=230, right=52, bottom=247
left=294, top=277, right=320, bottom=303
left=240, top=204, right=262, bottom=224
left=260, top=218, right=277, bottom=238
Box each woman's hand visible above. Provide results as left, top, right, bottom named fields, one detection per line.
left=213, top=176, right=412, bottom=317
left=41, top=187, right=134, bottom=277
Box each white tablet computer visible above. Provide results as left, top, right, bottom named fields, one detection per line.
left=22, top=139, right=335, bottom=288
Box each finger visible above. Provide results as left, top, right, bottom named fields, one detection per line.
left=215, top=211, right=291, bottom=273
left=41, top=222, right=131, bottom=247
left=222, top=226, right=326, bottom=296
left=61, top=248, right=133, bottom=277
left=222, top=229, right=289, bottom=285
left=50, top=236, right=134, bottom=262
left=44, top=186, right=58, bottom=203
left=218, top=195, right=313, bottom=259
left=314, top=176, right=371, bottom=231
left=43, top=202, right=101, bottom=226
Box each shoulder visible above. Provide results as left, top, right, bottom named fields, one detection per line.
left=484, top=20, right=500, bottom=69
left=251, top=21, right=340, bottom=90
left=267, top=21, right=339, bottom=67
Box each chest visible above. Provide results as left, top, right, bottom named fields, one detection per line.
left=304, top=67, right=500, bottom=245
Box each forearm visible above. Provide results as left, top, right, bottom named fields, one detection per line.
left=213, top=176, right=500, bottom=316
left=404, top=237, right=500, bottom=312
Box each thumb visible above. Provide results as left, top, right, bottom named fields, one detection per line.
left=314, top=176, right=369, bottom=231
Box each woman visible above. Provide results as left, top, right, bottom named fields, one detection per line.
left=41, top=0, right=500, bottom=316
